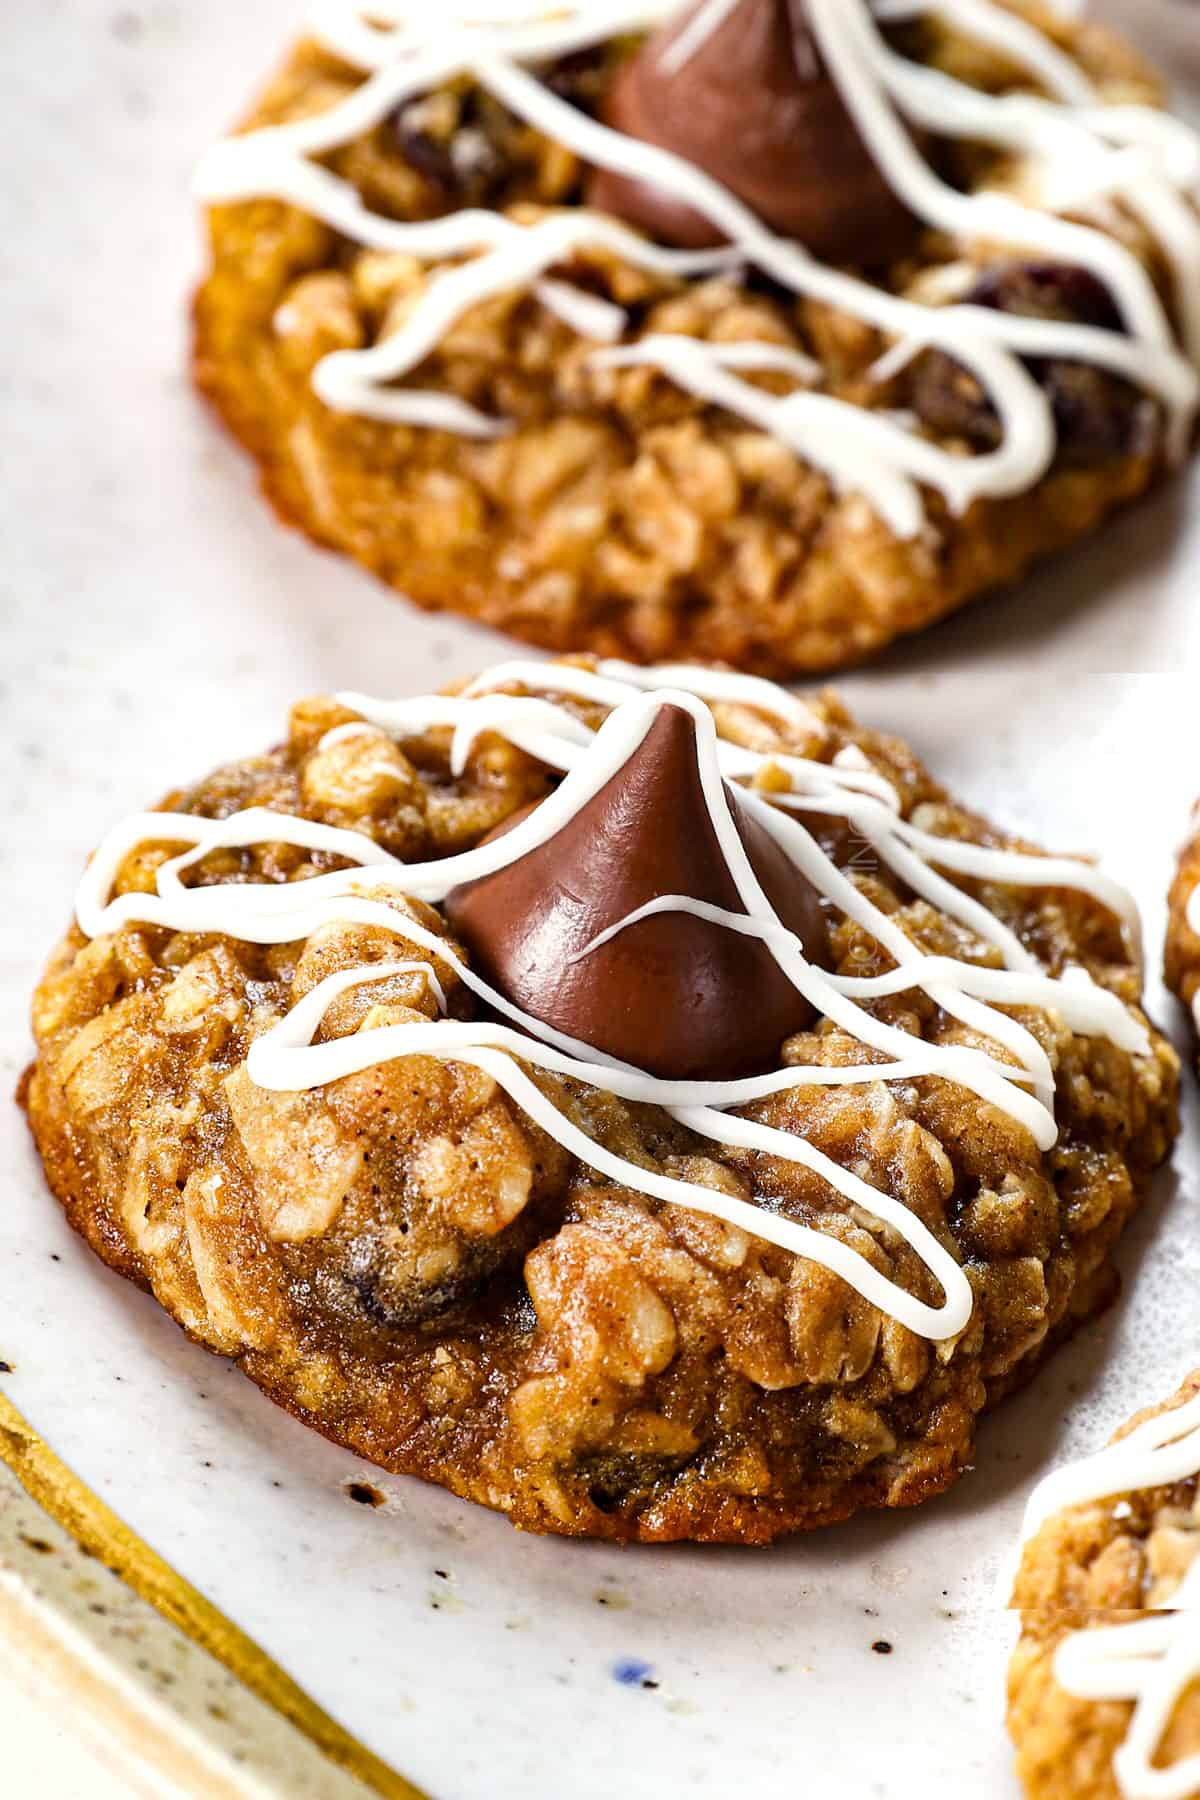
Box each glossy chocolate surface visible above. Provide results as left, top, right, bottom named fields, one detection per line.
left=443, top=705, right=830, bottom=1079
left=586, top=0, right=914, bottom=262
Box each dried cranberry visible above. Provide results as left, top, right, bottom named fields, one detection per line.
left=969, top=261, right=1124, bottom=332
left=391, top=93, right=506, bottom=204
left=910, top=260, right=1155, bottom=467
left=392, top=115, right=456, bottom=190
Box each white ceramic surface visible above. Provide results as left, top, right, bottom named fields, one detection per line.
left=0, top=1677, right=138, bottom=1800
left=3, top=4, right=1200, bottom=1797
left=0, top=1454, right=378, bottom=1800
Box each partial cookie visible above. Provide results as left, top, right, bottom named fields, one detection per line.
left=1008, top=1374, right=1200, bottom=1800
left=193, top=0, right=1200, bottom=676
left=1166, top=807, right=1200, bottom=1058
left=24, top=659, right=1178, bottom=1541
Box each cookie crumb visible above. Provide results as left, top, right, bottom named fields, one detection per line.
left=345, top=1480, right=386, bottom=1507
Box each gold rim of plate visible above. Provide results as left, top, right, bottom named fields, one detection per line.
left=0, top=1388, right=430, bottom=1800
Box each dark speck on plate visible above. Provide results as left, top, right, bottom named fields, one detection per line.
left=346, top=1480, right=386, bottom=1507
left=872, top=1641, right=894, bottom=1656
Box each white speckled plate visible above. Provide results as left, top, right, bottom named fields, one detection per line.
left=0, top=1443, right=399, bottom=1799
left=3, top=4, right=1200, bottom=1796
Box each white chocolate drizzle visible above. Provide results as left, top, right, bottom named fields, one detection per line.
left=195, top=0, right=1200, bottom=536
left=1014, top=1391, right=1200, bottom=1800
left=76, top=660, right=1152, bottom=1345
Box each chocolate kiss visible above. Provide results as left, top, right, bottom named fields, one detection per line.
left=442, top=705, right=830, bottom=1081
left=586, top=0, right=915, bottom=264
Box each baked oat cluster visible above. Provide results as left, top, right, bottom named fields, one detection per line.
left=193, top=0, right=1200, bottom=676
left=1008, top=1374, right=1200, bottom=1800
left=1166, top=808, right=1200, bottom=1062
left=23, top=659, right=1179, bottom=1541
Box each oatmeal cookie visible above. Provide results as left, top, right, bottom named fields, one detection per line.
left=24, top=659, right=1178, bottom=1541
left=1166, top=807, right=1200, bottom=1059
left=1008, top=1373, right=1200, bottom=1800
left=193, top=0, right=1200, bottom=676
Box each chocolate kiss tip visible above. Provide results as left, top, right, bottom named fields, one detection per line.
left=586, top=0, right=915, bottom=264
left=442, top=703, right=831, bottom=1081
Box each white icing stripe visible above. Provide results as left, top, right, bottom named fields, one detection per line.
left=859, top=42, right=1200, bottom=377
left=342, top=660, right=1143, bottom=943
left=1080, top=109, right=1200, bottom=194
left=573, top=895, right=1145, bottom=1049
left=76, top=715, right=1065, bottom=1143
left=74, top=661, right=1154, bottom=1348
left=305, top=0, right=681, bottom=76
left=246, top=964, right=971, bottom=1338
left=810, top=0, right=1169, bottom=350
left=195, top=0, right=1200, bottom=536
left=920, top=0, right=1094, bottom=107
left=533, top=277, right=627, bottom=343
left=480, top=654, right=825, bottom=737
left=1013, top=1392, right=1200, bottom=1800
left=341, top=662, right=1145, bottom=991
left=1018, top=1394, right=1200, bottom=1550
left=591, top=336, right=928, bottom=533
left=657, top=0, right=742, bottom=74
